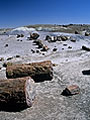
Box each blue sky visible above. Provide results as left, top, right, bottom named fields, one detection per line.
left=0, top=0, right=90, bottom=28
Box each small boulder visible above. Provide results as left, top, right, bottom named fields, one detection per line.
left=53, top=48, right=57, bottom=51
left=85, top=32, right=90, bottom=36
left=17, top=34, right=21, bottom=38
left=5, top=44, right=8, bottom=47
left=7, top=57, right=13, bottom=61
left=61, top=36, right=68, bottom=41
left=61, top=85, right=80, bottom=96
left=75, top=30, right=79, bottom=34
left=70, top=38, right=76, bottom=42
left=21, top=34, right=24, bottom=37
left=0, top=57, right=4, bottom=61
left=30, top=33, right=39, bottom=40
left=42, top=45, right=49, bottom=51
left=82, top=45, right=90, bottom=51
left=45, top=35, right=57, bottom=42
left=15, top=55, right=20, bottom=58
left=31, top=49, right=35, bottom=53
left=36, top=50, right=40, bottom=53
left=45, top=35, right=52, bottom=41
left=68, top=46, right=72, bottom=49
left=63, top=43, right=67, bottom=46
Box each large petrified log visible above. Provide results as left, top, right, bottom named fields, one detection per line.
left=6, top=61, right=53, bottom=82
left=0, top=77, right=36, bottom=111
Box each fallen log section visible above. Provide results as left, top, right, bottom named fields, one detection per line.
left=6, top=61, right=53, bottom=82
left=0, top=77, right=36, bottom=111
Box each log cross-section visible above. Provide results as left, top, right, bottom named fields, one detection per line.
left=0, top=77, right=36, bottom=111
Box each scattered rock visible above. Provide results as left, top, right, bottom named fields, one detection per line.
left=62, top=48, right=64, bottom=50
left=82, top=69, right=90, bottom=75
left=17, top=39, right=20, bottom=41
left=45, top=35, right=52, bottom=41
left=85, top=32, right=90, bottom=36
left=36, top=50, right=40, bottom=53
left=57, top=36, right=62, bottom=41
left=75, top=30, right=79, bottom=34
left=63, top=43, right=67, bottom=46
left=7, top=57, right=13, bottom=61
left=61, top=85, right=80, bottom=96
left=5, top=44, right=8, bottom=47
left=82, top=45, right=90, bottom=51
left=30, top=33, right=39, bottom=40
left=0, top=57, right=4, bottom=61
left=53, top=48, right=57, bottom=51
left=68, top=46, right=72, bottom=49
left=41, top=45, right=49, bottom=51
left=34, top=40, right=43, bottom=48
left=45, top=35, right=57, bottom=42
left=34, top=40, right=49, bottom=51
left=61, top=36, right=68, bottom=41
left=15, top=55, right=20, bottom=58
left=21, top=34, right=24, bottom=37
left=31, top=49, right=35, bottom=53
left=70, top=38, right=76, bottom=42
left=17, top=34, right=21, bottom=38
left=42, top=53, right=45, bottom=55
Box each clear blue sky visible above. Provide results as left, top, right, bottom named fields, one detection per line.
left=0, top=0, right=90, bottom=28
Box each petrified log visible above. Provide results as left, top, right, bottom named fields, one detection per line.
left=6, top=61, right=53, bottom=82
left=0, top=77, right=36, bottom=111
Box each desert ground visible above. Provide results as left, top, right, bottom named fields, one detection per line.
left=0, top=24, right=90, bottom=120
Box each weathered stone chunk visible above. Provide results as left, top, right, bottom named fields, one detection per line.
left=82, top=45, right=90, bottom=51
left=61, top=85, right=80, bottom=96
left=70, top=38, right=76, bottom=42
left=85, top=32, right=90, bottom=36
left=61, top=36, right=68, bottom=41
left=17, top=34, right=21, bottom=38
left=30, top=33, right=39, bottom=40
left=75, top=30, right=79, bottom=34
left=53, top=48, right=57, bottom=51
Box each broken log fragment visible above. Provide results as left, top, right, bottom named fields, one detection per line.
left=6, top=61, right=53, bottom=82
left=0, top=77, right=36, bottom=112
left=61, top=85, right=80, bottom=96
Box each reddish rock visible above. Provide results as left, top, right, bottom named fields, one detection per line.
left=61, top=85, right=80, bottom=96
